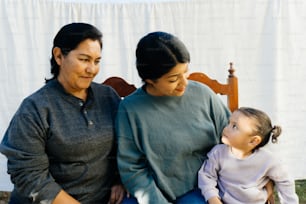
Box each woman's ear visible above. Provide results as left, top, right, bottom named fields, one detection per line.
left=145, top=79, right=154, bottom=85
left=53, top=47, right=62, bottom=66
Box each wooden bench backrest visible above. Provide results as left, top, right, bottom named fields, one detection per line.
left=187, top=62, right=238, bottom=112
left=102, top=62, right=238, bottom=112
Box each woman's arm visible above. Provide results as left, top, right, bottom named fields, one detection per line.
left=1, top=111, right=62, bottom=202
left=115, top=105, right=170, bottom=204
left=265, top=180, right=275, bottom=204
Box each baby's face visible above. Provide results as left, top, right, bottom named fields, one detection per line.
left=221, top=111, right=256, bottom=150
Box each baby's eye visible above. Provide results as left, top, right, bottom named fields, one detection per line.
left=232, top=124, right=238, bottom=129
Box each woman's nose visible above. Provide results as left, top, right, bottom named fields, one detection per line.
left=86, top=63, right=98, bottom=74
left=181, top=75, right=189, bottom=86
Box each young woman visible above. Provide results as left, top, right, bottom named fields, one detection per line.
left=115, top=31, right=231, bottom=204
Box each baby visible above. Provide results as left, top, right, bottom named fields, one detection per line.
left=198, top=107, right=299, bottom=204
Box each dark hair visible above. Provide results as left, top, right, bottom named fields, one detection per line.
left=237, top=107, right=282, bottom=150
left=136, top=31, right=190, bottom=81
left=46, top=22, right=103, bottom=83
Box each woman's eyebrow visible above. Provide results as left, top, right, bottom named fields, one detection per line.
left=166, top=74, right=180, bottom=78
left=79, top=53, right=101, bottom=60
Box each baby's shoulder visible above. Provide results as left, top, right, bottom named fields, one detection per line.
left=209, top=144, right=229, bottom=155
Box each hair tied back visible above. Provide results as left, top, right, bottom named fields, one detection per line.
left=271, top=125, right=282, bottom=143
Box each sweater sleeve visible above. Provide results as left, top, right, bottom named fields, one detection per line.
left=0, top=108, right=61, bottom=203
left=267, top=158, right=299, bottom=204
left=115, top=104, right=170, bottom=204
left=198, top=145, right=221, bottom=201
left=192, top=82, right=231, bottom=143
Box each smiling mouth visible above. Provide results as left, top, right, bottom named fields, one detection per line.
left=82, top=76, right=94, bottom=79
left=176, top=87, right=185, bottom=92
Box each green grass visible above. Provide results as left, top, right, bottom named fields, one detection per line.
left=293, top=179, right=306, bottom=203
left=0, top=180, right=305, bottom=203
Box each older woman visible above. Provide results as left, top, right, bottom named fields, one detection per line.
left=0, top=23, right=124, bottom=204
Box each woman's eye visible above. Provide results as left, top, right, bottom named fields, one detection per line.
left=168, top=77, right=179, bottom=83
left=169, top=79, right=178, bottom=83
left=94, top=60, right=100, bottom=65
left=80, top=58, right=89, bottom=62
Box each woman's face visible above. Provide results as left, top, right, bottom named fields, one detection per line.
left=145, top=63, right=189, bottom=97
left=55, top=39, right=101, bottom=98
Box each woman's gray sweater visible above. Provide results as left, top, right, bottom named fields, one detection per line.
left=0, top=79, right=120, bottom=203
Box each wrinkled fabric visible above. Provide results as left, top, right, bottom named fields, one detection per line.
left=116, top=81, right=230, bottom=204
left=0, top=79, right=120, bottom=203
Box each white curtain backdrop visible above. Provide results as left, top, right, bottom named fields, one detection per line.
left=1, top=0, right=305, bottom=191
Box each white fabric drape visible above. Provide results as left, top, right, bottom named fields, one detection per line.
left=1, top=0, right=305, bottom=191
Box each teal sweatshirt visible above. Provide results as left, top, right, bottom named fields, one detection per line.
left=116, top=80, right=230, bottom=204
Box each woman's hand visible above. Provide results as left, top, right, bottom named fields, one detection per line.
left=52, top=190, right=80, bottom=204
left=109, top=184, right=125, bottom=204
left=208, top=196, right=223, bottom=204
left=265, top=180, right=275, bottom=204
